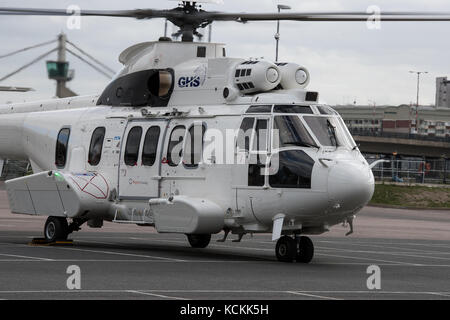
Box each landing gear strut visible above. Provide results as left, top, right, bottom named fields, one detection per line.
left=44, top=216, right=87, bottom=242
left=275, top=235, right=314, bottom=263
left=187, top=234, right=211, bottom=248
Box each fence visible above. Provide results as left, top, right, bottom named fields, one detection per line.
left=0, top=160, right=30, bottom=181
left=368, top=158, right=450, bottom=184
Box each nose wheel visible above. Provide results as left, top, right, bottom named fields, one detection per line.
left=275, top=235, right=314, bottom=263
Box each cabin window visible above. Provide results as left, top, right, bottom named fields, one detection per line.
left=88, top=127, right=106, bottom=166
left=269, top=150, right=314, bottom=189
left=184, top=123, right=206, bottom=168
left=167, top=125, right=186, bottom=167
left=124, top=126, right=143, bottom=166
left=197, top=46, right=206, bottom=58
left=142, top=126, right=161, bottom=166
left=55, top=128, right=70, bottom=168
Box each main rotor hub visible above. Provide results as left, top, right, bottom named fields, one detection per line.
left=167, top=2, right=212, bottom=42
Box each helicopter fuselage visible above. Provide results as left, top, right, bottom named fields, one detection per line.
left=0, top=40, right=374, bottom=253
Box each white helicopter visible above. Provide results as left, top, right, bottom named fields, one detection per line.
left=0, top=1, right=449, bottom=263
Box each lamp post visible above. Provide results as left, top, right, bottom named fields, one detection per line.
left=275, top=4, right=291, bottom=62
left=409, top=70, right=428, bottom=108
left=409, top=70, right=428, bottom=135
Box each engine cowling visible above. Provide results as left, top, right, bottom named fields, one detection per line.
left=233, top=60, right=281, bottom=94
left=276, top=62, right=310, bottom=89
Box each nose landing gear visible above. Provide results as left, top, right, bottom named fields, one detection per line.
left=275, top=235, right=314, bottom=263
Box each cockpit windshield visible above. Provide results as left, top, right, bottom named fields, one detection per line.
left=273, top=115, right=318, bottom=149
left=303, top=116, right=356, bottom=149
left=303, top=116, right=338, bottom=147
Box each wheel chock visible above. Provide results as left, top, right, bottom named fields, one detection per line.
left=29, top=238, right=73, bottom=246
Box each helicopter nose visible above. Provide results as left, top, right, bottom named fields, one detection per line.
left=328, top=161, right=375, bottom=212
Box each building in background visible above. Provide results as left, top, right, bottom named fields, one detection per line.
left=436, top=77, right=450, bottom=109
left=334, top=104, right=450, bottom=139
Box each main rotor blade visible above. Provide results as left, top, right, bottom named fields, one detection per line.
left=1, top=7, right=450, bottom=22
left=0, top=7, right=172, bottom=18
left=203, top=12, right=450, bottom=22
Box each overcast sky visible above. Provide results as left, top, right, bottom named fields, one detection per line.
left=0, top=0, right=449, bottom=106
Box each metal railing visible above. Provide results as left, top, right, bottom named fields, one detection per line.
left=368, top=158, right=450, bottom=184
left=0, top=160, right=30, bottom=181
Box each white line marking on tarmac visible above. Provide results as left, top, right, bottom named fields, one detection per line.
left=316, top=246, right=450, bottom=261
left=0, top=241, right=186, bottom=262
left=208, top=242, right=420, bottom=265
left=427, top=292, right=450, bottom=298
left=0, top=289, right=447, bottom=299
left=315, top=252, right=421, bottom=266
left=316, top=240, right=450, bottom=255
left=286, top=291, right=342, bottom=300
left=127, top=290, right=189, bottom=300
left=0, top=253, right=53, bottom=261
left=45, top=246, right=187, bottom=262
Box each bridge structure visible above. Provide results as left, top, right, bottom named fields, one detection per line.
left=353, top=132, right=450, bottom=158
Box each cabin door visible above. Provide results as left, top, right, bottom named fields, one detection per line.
left=118, top=119, right=167, bottom=199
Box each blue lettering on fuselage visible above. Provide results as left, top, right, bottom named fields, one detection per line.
left=178, top=76, right=201, bottom=88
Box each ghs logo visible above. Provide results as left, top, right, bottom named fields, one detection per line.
left=178, top=76, right=201, bottom=88
left=178, top=65, right=207, bottom=88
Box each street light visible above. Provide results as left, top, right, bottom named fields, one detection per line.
left=409, top=70, right=428, bottom=108
left=275, top=4, right=291, bottom=62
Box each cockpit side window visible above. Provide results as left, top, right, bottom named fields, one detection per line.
left=236, top=117, right=255, bottom=152
left=303, top=116, right=338, bottom=147
left=273, top=116, right=317, bottom=149
left=269, top=150, right=314, bottom=189
left=248, top=118, right=269, bottom=187
left=251, top=119, right=269, bottom=153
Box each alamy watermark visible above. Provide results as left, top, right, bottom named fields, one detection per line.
left=66, top=265, right=81, bottom=290
left=367, top=5, right=382, bottom=30
left=66, top=5, right=81, bottom=30
left=366, top=265, right=381, bottom=290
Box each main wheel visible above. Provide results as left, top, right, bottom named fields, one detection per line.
left=275, top=236, right=297, bottom=262
left=296, top=236, right=314, bottom=263
left=44, top=216, right=69, bottom=242
left=187, top=234, right=211, bottom=248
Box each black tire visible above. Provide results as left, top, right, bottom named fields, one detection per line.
left=275, top=236, right=296, bottom=262
left=187, top=234, right=211, bottom=248
left=44, top=216, right=69, bottom=242
left=296, top=236, right=314, bottom=263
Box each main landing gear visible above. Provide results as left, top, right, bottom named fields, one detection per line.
left=44, top=216, right=87, bottom=242
left=187, top=234, right=211, bottom=248
left=275, top=235, right=314, bottom=263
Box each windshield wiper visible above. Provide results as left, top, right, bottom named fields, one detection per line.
left=283, top=141, right=319, bottom=149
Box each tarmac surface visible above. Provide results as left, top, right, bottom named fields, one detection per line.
left=0, top=182, right=449, bottom=300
